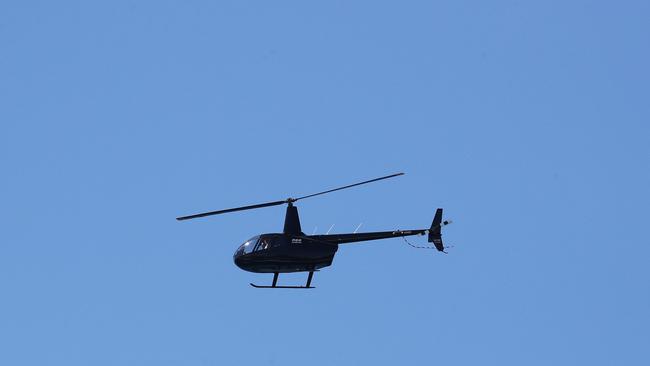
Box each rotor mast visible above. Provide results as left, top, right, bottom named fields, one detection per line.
left=283, top=200, right=303, bottom=235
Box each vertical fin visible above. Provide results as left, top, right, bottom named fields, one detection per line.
left=428, top=208, right=449, bottom=252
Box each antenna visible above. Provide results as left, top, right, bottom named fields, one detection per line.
left=326, top=224, right=335, bottom=235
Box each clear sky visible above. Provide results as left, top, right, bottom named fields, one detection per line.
left=1, top=1, right=649, bottom=365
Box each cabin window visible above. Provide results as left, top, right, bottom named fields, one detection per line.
left=260, top=239, right=270, bottom=251
left=254, top=238, right=271, bottom=251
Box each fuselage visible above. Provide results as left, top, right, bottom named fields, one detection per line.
left=233, top=233, right=338, bottom=273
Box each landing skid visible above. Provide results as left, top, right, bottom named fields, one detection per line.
left=250, top=271, right=316, bottom=289
left=250, top=283, right=314, bottom=289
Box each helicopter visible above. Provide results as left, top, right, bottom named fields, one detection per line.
left=176, top=173, right=451, bottom=289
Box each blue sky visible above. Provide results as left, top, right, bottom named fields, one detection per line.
left=1, top=1, right=649, bottom=365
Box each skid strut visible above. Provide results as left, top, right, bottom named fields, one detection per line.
left=250, top=271, right=316, bottom=289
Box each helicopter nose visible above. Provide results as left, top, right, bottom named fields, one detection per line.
left=233, top=252, right=244, bottom=269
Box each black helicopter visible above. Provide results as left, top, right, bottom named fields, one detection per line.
left=176, top=173, right=451, bottom=289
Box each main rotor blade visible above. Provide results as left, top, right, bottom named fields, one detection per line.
left=294, top=172, right=404, bottom=201
left=176, top=200, right=287, bottom=221
left=177, top=172, right=404, bottom=221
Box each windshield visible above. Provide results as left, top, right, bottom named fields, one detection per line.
left=235, top=236, right=260, bottom=256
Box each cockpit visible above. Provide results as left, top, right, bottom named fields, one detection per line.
left=234, top=235, right=275, bottom=258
